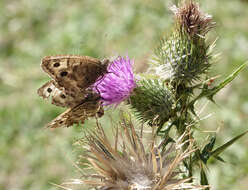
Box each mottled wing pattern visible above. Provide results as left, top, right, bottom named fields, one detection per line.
left=46, top=97, right=104, bottom=128
left=37, top=80, right=83, bottom=108
left=37, top=80, right=57, bottom=99
left=38, top=55, right=108, bottom=128
left=41, top=55, right=108, bottom=96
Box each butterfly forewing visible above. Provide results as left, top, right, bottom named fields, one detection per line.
left=41, top=55, right=108, bottom=96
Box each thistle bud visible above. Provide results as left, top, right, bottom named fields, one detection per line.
left=150, top=1, right=215, bottom=84
left=129, top=79, right=175, bottom=126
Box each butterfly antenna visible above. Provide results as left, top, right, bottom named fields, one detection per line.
left=94, top=83, right=109, bottom=102
left=94, top=82, right=101, bottom=95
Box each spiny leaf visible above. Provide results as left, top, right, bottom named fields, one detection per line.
left=157, top=119, right=176, bottom=135
left=190, top=62, right=247, bottom=105
left=200, top=136, right=216, bottom=163
left=160, top=137, right=175, bottom=152
left=213, top=155, right=225, bottom=163
left=202, top=136, right=216, bottom=153
left=207, top=62, right=247, bottom=100
left=210, top=130, right=248, bottom=157
left=200, top=168, right=209, bottom=189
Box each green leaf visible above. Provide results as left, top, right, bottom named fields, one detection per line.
left=157, top=119, right=176, bottom=135
left=160, top=137, right=175, bottom=152
left=207, top=62, right=247, bottom=100
left=200, top=168, right=209, bottom=189
left=192, top=149, right=202, bottom=163
left=211, top=130, right=248, bottom=157
left=190, top=62, right=247, bottom=105
left=213, top=155, right=225, bottom=163
left=193, top=131, right=247, bottom=164
left=200, top=136, right=216, bottom=163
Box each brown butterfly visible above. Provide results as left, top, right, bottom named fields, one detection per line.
left=37, top=55, right=109, bottom=128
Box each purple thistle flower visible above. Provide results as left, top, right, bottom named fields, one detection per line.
left=94, top=56, right=136, bottom=106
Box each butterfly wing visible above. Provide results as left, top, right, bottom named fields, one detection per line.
left=41, top=55, right=108, bottom=96
left=37, top=80, right=85, bottom=108
left=38, top=55, right=108, bottom=128
left=46, top=97, right=104, bottom=128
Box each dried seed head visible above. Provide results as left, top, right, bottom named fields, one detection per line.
left=171, top=0, right=215, bottom=37
left=63, top=119, right=207, bottom=190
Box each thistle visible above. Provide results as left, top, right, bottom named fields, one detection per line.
left=144, top=0, right=247, bottom=187
left=39, top=0, right=247, bottom=189
left=63, top=119, right=206, bottom=190
left=94, top=56, right=136, bottom=106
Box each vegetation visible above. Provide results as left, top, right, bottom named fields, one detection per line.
left=0, top=0, right=248, bottom=189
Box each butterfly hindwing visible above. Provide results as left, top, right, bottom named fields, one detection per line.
left=46, top=96, right=104, bottom=128
left=37, top=80, right=84, bottom=108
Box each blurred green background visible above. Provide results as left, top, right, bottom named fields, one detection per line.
left=0, top=0, right=247, bottom=189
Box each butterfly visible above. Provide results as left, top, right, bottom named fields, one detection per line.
left=37, top=55, right=109, bottom=128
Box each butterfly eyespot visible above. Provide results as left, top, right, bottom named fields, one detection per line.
left=47, top=88, right=52, bottom=93
left=60, top=94, right=66, bottom=99
left=60, top=71, right=68, bottom=77
left=53, top=62, right=60, bottom=67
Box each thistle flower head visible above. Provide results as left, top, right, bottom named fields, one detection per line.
left=95, top=56, right=136, bottom=106
left=171, top=0, right=215, bottom=37
left=64, top=119, right=206, bottom=190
